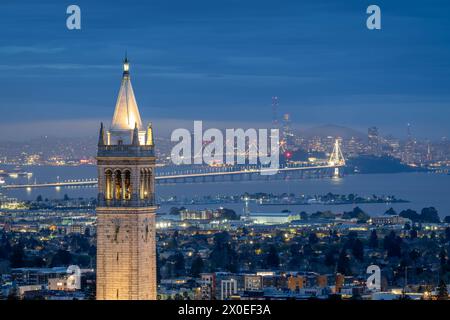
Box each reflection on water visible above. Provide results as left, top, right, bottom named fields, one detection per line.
left=330, top=176, right=343, bottom=185
left=1, top=164, right=450, bottom=217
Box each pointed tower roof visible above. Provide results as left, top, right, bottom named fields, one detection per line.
left=145, top=122, right=154, bottom=146
left=132, top=122, right=140, bottom=146
left=110, top=57, right=143, bottom=131
left=98, top=122, right=105, bottom=146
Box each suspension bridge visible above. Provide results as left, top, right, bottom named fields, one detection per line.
left=2, top=140, right=345, bottom=190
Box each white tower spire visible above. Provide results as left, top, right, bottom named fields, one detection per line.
left=110, top=56, right=143, bottom=132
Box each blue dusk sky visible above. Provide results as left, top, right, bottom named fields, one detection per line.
left=0, top=0, right=449, bottom=140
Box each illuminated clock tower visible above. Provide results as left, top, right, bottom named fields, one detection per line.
left=96, top=57, right=157, bottom=300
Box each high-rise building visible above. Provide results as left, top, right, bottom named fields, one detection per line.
left=200, top=273, right=216, bottom=300
left=96, top=57, right=157, bottom=300
left=368, top=126, right=379, bottom=155
left=287, top=275, right=305, bottom=292
left=281, top=113, right=294, bottom=151
left=403, top=123, right=416, bottom=164
left=221, top=279, right=238, bottom=300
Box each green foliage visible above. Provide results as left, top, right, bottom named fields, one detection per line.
left=437, top=280, right=449, bottom=300
left=337, top=249, right=351, bottom=275
left=369, top=230, right=378, bottom=249
left=190, top=255, right=204, bottom=278
left=383, top=231, right=402, bottom=258
left=310, top=211, right=335, bottom=220
left=342, top=207, right=370, bottom=223
left=50, top=249, right=73, bottom=267
left=384, top=208, right=397, bottom=216
left=209, top=232, right=238, bottom=272
left=400, top=207, right=440, bottom=223
left=217, top=208, right=240, bottom=220
left=266, top=245, right=280, bottom=269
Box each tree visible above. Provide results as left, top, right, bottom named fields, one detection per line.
left=409, top=249, right=420, bottom=264
left=445, top=227, right=450, bottom=243
left=384, top=208, right=397, bottom=216
left=409, top=228, right=418, bottom=239
left=300, top=211, right=309, bottom=220
left=337, top=249, right=351, bottom=275
left=324, top=249, right=336, bottom=267
left=174, top=293, right=183, bottom=300
left=209, top=232, right=238, bottom=272
left=7, top=286, right=18, bottom=300
left=288, top=243, right=302, bottom=269
left=156, top=250, right=161, bottom=284
left=32, top=256, right=45, bottom=268
left=167, top=232, right=178, bottom=249
left=439, top=248, right=447, bottom=269
left=190, top=255, right=204, bottom=278
left=266, top=245, right=280, bottom=269
left=330, top=230, right=339, bottom=242
left=0, top=233, right=11, bottom=260
left=437, top=280, right=448, bottom=300
left=10, top=243, right=25, bottom=268
left=420, top=207, right=440, bottom=223
left=169, top=207, right=185, bottom=215
left=383, top=231, right=402, bottom=258
left=36, top=195, right=43, bottom=202
left=369, top=230, right=378, bottom=249
left=50, top=249, right=72, bottom=267
left=218, top=208, right=240, bottom=220
left=173, top=252, right=186, bottom=277
left=352, top=239, right=364, bottom=262
left=342, top=207, right=370, bottom=223
left=399, top=209, right=420, bottom=222
left=308, top=233, right=319, bottom=245
left=347, top=231, right=358, bottom=242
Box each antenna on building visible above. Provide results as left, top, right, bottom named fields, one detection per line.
left=272, top=96, right=279, bottom=129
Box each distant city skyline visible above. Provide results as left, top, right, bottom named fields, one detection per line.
left=1, top=0, right=450, bottom=139
left=0, top=118, right=445, bottom=142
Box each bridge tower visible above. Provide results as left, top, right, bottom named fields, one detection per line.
left=96, top=57, right=157, bottom=300
left=328, top=139, right=345, bottom=178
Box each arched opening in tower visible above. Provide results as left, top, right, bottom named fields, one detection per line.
left=124, top=170, right=132, bottom=200
left=114, top=170, right=122, bottom=200
left=105, top=169, right=113, bottom=200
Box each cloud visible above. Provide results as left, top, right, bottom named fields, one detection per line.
left=0, top=46, right=65, bottom=54
left=0, top=117, right=275, bottom=141
left=0, top=64, right=116, bottom=71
